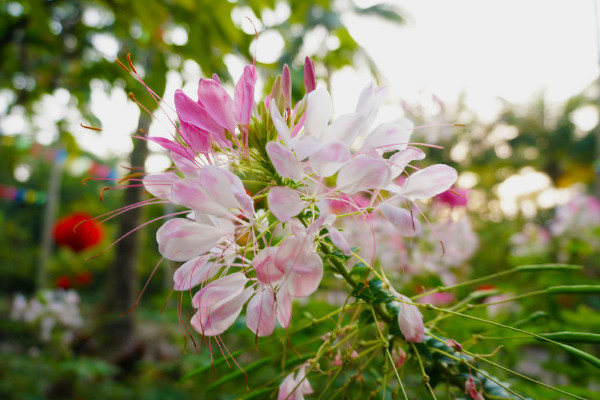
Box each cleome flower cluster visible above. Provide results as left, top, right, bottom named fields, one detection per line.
left=141, top=58, right=457, bottom=395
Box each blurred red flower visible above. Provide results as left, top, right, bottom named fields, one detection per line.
left=53, top=212, right=103, bottom=252
left=55, top=275, right=72, bottom=289
left=74, top=271, right=93, bottom=287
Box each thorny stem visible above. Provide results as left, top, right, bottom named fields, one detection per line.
left=322, top=244, right=393, bottom=325
left=460, top=348, right=588, bottom=400
left=412, top=269, right=516, bottom=300
left=429, top=347, right=527, bottom=400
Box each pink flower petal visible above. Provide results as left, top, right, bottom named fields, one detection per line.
left=253, top=246, right=284, bottom=284
left=178, top=121, right=213, bottom=154
left=290, top=134, right=320, bottom=160
left=304, top=56, right=316, bottom=93
left=388, top=146, right=426, bottom=179
left=197, top=79, right=236, bottom=133
left=268, top=187, right=305, bottom=222
left=277, top=366, right=313, bottom=400
left=309, top=141, right=351, bottom=177
left=172, top=152, right=200, bottom=177
left=275, top=237, right=323, bottom=298
left=246, top=284, right=277, bottom=336
left=191, top=272, right=247, bottom=308
left=336, top=156, right=391, bottom=194
left=296, top=367, right=314, bottom=395
left=266, top=141, right=304, bottom=180
left=291, top=110, right=306, bottom=137
left=361, top=119, right=413, bottom=152
left=199, top=166, right=253, bottom=216
left=172, top=177, right=229, bottom=217
left=156, top=218, right=223, bottom=262
left=141, top=136, right=194, bottom=161
left=174, top=89, right=225, bottom=143
left=275, top=287, right=293, bottom=328
left=402, top=164, right=458, bottom=201
left=282, top=64, right=292, bottom=110
left=277, top=372, right=297, bottom=400
left=380, top=204, right=421, bottom=237
left=327, top=226, right=352, bottom=256
left=191, top=286, right=253, bottom=336
left=286, top=250, right=323, bottom=297
left=173, top=255, right=219, bottom=291
left=143, top=172, right=179, bottom=200
left=233, top=65, right=256, bottom=128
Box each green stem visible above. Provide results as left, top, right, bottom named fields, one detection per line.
left=321, top=243, right=393, bottom=324
left=369, top=305, right=409, bottom=400
left=410, top=343, right=438, bottom=400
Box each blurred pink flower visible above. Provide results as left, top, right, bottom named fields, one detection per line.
left=278, top=366, right=313, bottom=400
left=435, top=188, right=469, bottom=208
left=417, top=292, right=455, bottom=306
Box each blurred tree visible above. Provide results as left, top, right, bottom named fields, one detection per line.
left=0, top=0, right=403, bottom=364
left=470, top=94, right=597, bottom=189
left=408, top=86, right=598, bottom=217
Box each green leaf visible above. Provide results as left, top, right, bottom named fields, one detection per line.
left=553, top=342, right=600, bottom=370
left=547, top=285, right=600, bottom=295
left=538, top=332, right=600, bottom=344
left=204, top=357, right=271, bottom=391
left=240, top=387, right=275, bottom=400
left=358, top=309, right=375, bottom=326
left=353, top=4, right=404, bottom=24
left=180, top=349, right=245, bottom=382
left=349, top=263, right=370, bottom=281
left=514, top=264, right=583, bottom=272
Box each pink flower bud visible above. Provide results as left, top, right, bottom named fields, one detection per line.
left=304, top=57, right=316, bottom=93
left=391, top=347, right=407, bottom=367
left=395, top=293, right=425, bottom=343
left=282, top=64, right=292, bottom=111
left=333, top=350, right=342, bottom=366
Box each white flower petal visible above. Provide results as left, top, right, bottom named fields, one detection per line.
left=304, top=88, right=332, bottom=139
left=380, top=204, right=421, bottom=237
left=157, top=218, right=223, bottom=262
left=323, top=113, right=364, bottom=146
left=270, top=99, right=292, bottom=145
left=309, top=141, right=351, bottom=177
left=402, top=164, right=458, bottom=201
left=266, top=141, right=304, bottom=180
left=336, top=156, right=391, bottom=194
left=361, top=119, right=413, bottom=152
left=143, top=172, right=179, bottom=200
left=268, top=187, right=305, bottom=222
left=388, top=147, right=426, bottom=179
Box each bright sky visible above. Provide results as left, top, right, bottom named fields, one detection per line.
left=339, top=0, right=599, bottom=121
left=3, top=0, right=599, bottom=178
